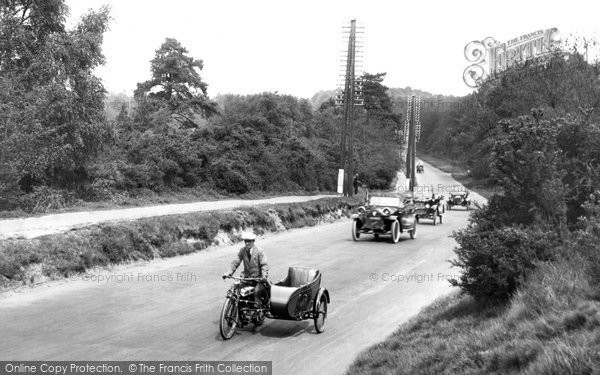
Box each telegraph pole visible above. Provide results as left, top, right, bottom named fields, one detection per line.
left=405, top=95, right=421, bottom=192
left=336, top=19, right=363, bottom=196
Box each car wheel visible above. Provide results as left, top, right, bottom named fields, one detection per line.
left=439, top=214, right=443, bottom=224
left=433, top=214, right=437, bottom=226
left=415, top=215, right=420, bottom=223
left=352, top=220, right=360, bottom=241
left=447, top=204, right=451, bottom=211
left=390, top=220, right=400, bottom=243
left=374, top=234, right=379, bottom=241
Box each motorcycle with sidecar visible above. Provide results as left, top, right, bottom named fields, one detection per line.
left=220, top=266, right=330, bottom=340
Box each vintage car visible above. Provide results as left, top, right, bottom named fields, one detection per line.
left=446, top=191, right=471, bottom=210
left=220, top=266, right=329, bottom=340
left=413, top=195, right=444, bottom=225
left=351, top=195, right=417, bottom=243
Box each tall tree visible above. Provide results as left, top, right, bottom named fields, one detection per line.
left=134, top=38, right=217, bottom=129
left=362, top=72, right=402, bottom=126
left=0, top=1, right=112, bottom=203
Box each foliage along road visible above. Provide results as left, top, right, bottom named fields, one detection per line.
left=0, top=195, right=334, bottom=240
left=0, top=160, right=487, bottom=374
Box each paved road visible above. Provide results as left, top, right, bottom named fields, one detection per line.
left=0, top=161, right=486, bottom=374
left=0, top=195, right=334, bottom=239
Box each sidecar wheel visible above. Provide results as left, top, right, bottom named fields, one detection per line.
left=314, top=294, right=328, bottom=333
left=409, top=224, right=417, bottom=239
left=220, top=298, right=238, bottom=340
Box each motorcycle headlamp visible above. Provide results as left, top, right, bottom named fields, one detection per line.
left=358, top=206, right=366, bottom=214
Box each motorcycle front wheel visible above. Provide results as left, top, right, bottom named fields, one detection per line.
left=220, top=298, right=238, bottom=340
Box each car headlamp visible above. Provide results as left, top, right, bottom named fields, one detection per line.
left=425, top=204, right=430, bottom=209
left=382, top=208, right=391, bottom=215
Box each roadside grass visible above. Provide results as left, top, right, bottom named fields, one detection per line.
left=417, top=153, right=500, bottom=200
left=0, top=197, right=357, bottom=290
left=346, top=254, right=600, bottom=374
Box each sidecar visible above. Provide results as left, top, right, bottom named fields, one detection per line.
left=268, top=266, right=330, bottom=333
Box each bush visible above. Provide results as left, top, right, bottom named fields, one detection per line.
left=450, top=226, right=560, bottom=303
left=19, top=186, right=78, bottom=213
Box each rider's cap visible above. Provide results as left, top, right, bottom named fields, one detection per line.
left=241, top=231, right=257, bottom=241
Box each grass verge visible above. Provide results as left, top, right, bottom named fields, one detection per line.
left=346, top=254, right=600, bottom=374
left=0, top=197, right=358, bottom=290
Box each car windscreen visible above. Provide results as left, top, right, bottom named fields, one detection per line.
left=369, top=197, right=401, bottom=207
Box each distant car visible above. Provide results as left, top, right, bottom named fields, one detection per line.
left=350, top=196, right=417, bottom=243
left=413, top=195, right=445, bottom=225
left=446, top=191, right=471, bottom=211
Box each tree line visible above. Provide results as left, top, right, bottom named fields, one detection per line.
left=418, top=45, right=600, bottom=302
left=0, top=1, right=403, bottom=212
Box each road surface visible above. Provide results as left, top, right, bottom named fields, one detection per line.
left=0, top=160, right=487, bottom=374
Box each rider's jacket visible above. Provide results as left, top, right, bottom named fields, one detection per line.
left=229, top=244, right=269, bottom=279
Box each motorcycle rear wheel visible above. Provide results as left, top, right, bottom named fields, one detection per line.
left=220, top=298, right=238, bottom=340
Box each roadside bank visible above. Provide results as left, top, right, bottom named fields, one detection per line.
left=0, top=197, right=358, bottom=292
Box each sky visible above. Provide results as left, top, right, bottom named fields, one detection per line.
left=65, top=0, right=600, bottom=100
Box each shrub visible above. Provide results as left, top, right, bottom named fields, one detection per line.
left=19, top=186, right=78, bottom=213
left=450, top=226, right=560, bottom=303
left=0, top=241, right=43, bottom=280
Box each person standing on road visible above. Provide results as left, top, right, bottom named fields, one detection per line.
left=222, top=231, right=270, bottom=308
left=353, top=174, right=360, bottom=195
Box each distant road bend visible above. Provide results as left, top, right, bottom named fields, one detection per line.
left=0, top=195, right=334, bottom=239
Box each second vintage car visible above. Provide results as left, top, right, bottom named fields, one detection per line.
left=351, top=195, right=417, bottom=243
left=413, top=194, right=444, bottom=225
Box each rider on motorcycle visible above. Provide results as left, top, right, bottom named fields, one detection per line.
left=222, top=231, right=270, bottom=308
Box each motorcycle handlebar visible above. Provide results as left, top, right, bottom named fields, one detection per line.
left=223, top=275, right=266, bottom=282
